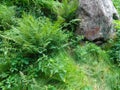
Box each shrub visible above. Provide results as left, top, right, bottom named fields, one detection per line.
left=4, top=14, right=68, bottom=56
left=0, top=12, right=69, bottom=88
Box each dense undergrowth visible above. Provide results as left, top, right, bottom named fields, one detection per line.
left=0, top=0, right=120, bottom=90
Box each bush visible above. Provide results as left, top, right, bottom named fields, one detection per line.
left=4, top=14, right=68, bottom=56
left=0, top=14, right=70, bottom=89
left=0, top=1, right=80, bottom=89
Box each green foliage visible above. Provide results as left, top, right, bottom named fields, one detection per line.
left=0, top=12, right=70, bottom=89
left=0, top=72, right=48, bottom=90
left=0, top=0, right=57, bottom=19
left=0, top=0, right=79, bottom=89
left=109, top=20, right=120, bottom=66
left=73, top=42, right=120, bottom=90
left=38, top=53, right=68, bottom=82
left=0, top=4, right=16, bottom=30
left=4, top=14, right=68, bottom=56
left=74, top=42, right=108, bottom=63
left=0, top=0, right=120, bottom=90
left=54, top=0, right=79, bottom=32
left=38, top=51, right=86, bottom=85
left=113, top=0, right=120, bottom=14
left=54, top=0, right=78, bottom=20
left=106, top=67, right=120, bottom=90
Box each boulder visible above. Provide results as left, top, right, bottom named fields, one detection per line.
left=76, top=0, right=119, bottom=42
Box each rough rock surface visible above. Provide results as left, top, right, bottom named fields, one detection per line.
left=76, top=0, right=119, bottom=42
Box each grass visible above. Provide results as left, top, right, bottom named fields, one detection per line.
left=0, top=0, right=120, bottom=90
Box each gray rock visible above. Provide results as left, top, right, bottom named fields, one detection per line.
left=76, top=0, right=119, bottom=41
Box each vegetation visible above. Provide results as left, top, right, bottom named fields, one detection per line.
left=0, top=0, right=120, bottom=90
left=113, top=0, right=120, bottom=14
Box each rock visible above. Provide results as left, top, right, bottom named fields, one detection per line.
left=76, top=0, right=119, bottom=41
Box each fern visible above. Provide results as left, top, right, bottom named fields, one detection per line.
left=0, top=4, right=16, bottom=30
left=3, top=14, right=68, bottom=56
